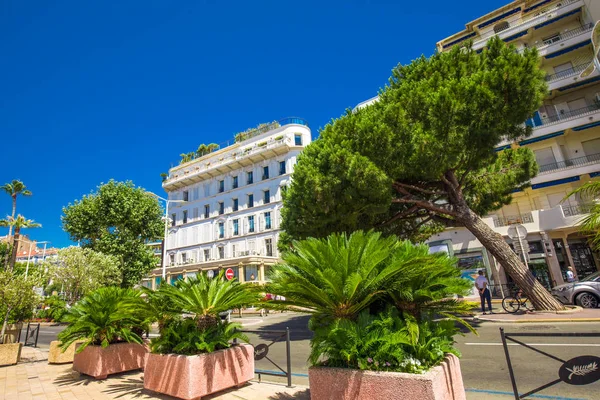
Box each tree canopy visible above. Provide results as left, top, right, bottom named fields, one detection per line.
left=62, top=180, right=163, bottom=287
left=282, top=37, right=563, bottom=310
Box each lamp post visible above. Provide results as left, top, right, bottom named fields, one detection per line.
left=147, top=191, right=185, bottom=280
left=25, top=240, right=50, bottom=278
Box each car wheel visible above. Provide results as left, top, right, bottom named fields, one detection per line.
left=575, top=292, right=599, bottom=308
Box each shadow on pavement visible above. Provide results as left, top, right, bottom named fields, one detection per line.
left=255, top=314, right=313, bottom=341
left=269, top=388, right=311, bottom=399
left=104, top=376, right=172, bottom=399
left=53, top=370, right=97, bottom=387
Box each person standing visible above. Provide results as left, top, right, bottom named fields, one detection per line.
left=566, top=266, right=576, bottom=283
left=475, top=270, right=493, bottom=314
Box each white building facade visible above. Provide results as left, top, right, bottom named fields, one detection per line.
left=144, top=118, right=311, bottom=288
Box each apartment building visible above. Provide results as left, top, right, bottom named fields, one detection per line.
left=143, top=118, right=311, bottom=289
left=429, top=0, right=600, bottom=291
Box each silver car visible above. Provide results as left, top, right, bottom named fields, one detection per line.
left=551, top=271, right=600, bottom=308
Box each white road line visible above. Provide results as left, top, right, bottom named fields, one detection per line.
left=465, top=342, right=600, bottom=346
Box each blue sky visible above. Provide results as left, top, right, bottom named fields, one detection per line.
left=0, top=0, right=508, bottom=248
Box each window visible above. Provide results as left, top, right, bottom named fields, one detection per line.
left=248, top=194, right=254, bottom=208
left=204, top=249, right=210, bottom=261
left=543, top=33, right=561, bottom=45
left=181, top=253, right=187, bottom=264
left=182, top=210, right=188, bottom=224
left=169, top=254, right=175, bottom=265
left=232, top=244, right=236, bottom=257
left=245, top=265, right=258, bottom=281
left=265, top=238, right=273, bottom=257
left=264, top=190, right=270, bottom=204
left=232, top=176, right=238, bottom=189
left=262, top=166, right=269, bottom=180
left=295, top=134, right=302, bottom=146
left=265, top=212, right=272, bottom=229
left=248, top=215, right=255, bottom=233
left=233, top=198, right=238, bottom=212
left=171, top=213, right=176, bottom=227
left=218, top=246, right=225, bottom=259
left=183, top=190, right=189, bottom=201
left=233, top=219, right=239, bottom=236
left=218, top=180, right=225, bottom=193
left=247, top=171, right=253, bottom=184
left=279, top=161, right=286, bottom=175
left=218, top=222, right=224, bottom=238
left=219, top=202, right=224, bottom=215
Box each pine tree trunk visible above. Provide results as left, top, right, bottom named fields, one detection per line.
left=457, top=206, right=564, bottom=311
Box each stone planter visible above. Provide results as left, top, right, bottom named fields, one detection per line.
left=1, top=323, right=23, bottom=344
left=144, top=344, right=254, bottom=400
left=72, top=342, right=147, bottom=379
left=309, top=354, right=466, bottom=400
left=0, top=343, right=23, bottom=366
left=48, top=341, right=84, bottom=364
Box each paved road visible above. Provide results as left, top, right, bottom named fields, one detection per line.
left=25, top=313, right=600, bottom=399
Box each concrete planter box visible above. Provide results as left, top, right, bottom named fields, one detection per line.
left=0, top=343, right=23, bottom=366
left=48, top=340, right=84, bottom=364
left=144, top=344, right=254, bottom=400
left=1, top=323, right=23, bottom=344
left=72, top=342, right=147, bottom=379
left=309, top=354, right=466, bottom=400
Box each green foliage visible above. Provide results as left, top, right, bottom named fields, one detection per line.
left=149, top=317, right=248, bottom=355
left=46, top=247, right=121, bottom=303
left=61, top=180, right=163, bottom=287
left=281, top=37, right=545, bottom=242
left=41, top=296, right=68, bottom=322
left=0, top=269, right=41, bottom=342
left=567, top=182, right=600, bottom=250
left=234, top=121, right=280, bottom=143
left=57, top=287, right=148, bottom=353
left=311, top=309, right=459, bottom=373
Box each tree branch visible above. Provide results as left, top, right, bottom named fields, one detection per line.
left=392, top=197, right=460, bottom=217
left=393, top=181, right=445, bottom=196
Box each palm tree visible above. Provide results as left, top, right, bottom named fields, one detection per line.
left=267, top=231, right=405, bottom=322
left=567, top=182, right=600, bottom=250
left=1, top=180, right=32, bottom=238
left=157, top=271, right=258, bottom=331
left=57, top=286, right=148, bottom=353
left=0, top=215, right=41, bottom=271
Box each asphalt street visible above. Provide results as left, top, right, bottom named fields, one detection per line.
left=23, top=313, right=600, bottom=399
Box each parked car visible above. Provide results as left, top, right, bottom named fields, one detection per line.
left=551, top=272, right=600, bottom=308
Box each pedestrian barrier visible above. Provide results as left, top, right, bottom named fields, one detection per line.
left=239, top=328, right=293, bottom=387
left=500, top=328, right=600, bottom=399
left=23, top=323, right=40, bottom=347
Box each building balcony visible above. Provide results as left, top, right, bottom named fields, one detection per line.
left=546, top=57, right=597, bottom=91
left=520, top=23, right=594, bottom=58
left=538, top=152, right=600, bottom=174
left=532, top=153, right=600, bottom=185
left=472, top=0, right=584, bottom=51
left=561, top=203, right=594, bottom=217
left=492, top=212, right=535, bottom=228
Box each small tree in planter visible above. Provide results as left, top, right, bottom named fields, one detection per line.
left=268, top=231, right=473, bottom=400
left=143, top=271, right=259, bottom=400
left=56, top=287, right=149, bottom=378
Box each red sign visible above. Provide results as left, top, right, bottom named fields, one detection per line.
left=225, top=268, right=235, bottom=280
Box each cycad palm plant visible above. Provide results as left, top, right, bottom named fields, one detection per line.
left=267, top=231, right=404, bottom=322
left=58, top=287, right=148, bottom=353
left=567, top=182, right=600, bottom=250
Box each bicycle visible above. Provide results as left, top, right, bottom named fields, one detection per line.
left=501, top=289, right=534, bottom=313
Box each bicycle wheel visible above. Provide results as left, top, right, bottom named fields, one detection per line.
left=502, top=296, right=521, bottom=313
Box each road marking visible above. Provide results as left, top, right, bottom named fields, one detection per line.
left=465, top=342, right=600, bottom=347
left=240, top=318, right=264, bottom=327
left=466, top=388, right=587, bottom=400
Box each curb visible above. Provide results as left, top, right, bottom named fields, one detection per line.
left=473, top=316, right=600, bottom=323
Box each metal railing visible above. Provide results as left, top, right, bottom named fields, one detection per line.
left=493, top=212, right=535, bottom=227
left=473, top=0, right=580, bottom=47
left=239, top=328, right=293, bottom=387
left=533, top=102, right=600, bottom=128
left=520, top=23, right=593, bottom=53
left=538, top=152, right=600, bottom=173
left=562, top=203, right=594, bottom=216
left=545, top=61, right=592, bottom=82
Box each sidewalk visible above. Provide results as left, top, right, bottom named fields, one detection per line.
left=0, top=348, right=310, bottom=400
left=474, top=306, right=600, bottom=323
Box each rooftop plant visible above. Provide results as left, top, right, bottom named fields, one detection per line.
left=234, top=121, right=280, bottom=143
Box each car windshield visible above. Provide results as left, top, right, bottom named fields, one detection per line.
left=580, top=272, right=600, bottom=282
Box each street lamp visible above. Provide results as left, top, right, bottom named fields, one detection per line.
left=147, top=191, right=185, bottom=280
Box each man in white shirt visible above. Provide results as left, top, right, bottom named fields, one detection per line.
left=566, top=267, right=576, bottom=283
left=475, top=270, right=493, bottom=314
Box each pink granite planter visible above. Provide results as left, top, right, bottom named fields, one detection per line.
left=309, top=354, right=466, bottom=400
left=72, top=342, right=147, bottom=379
left=144, top=344, right=254, bottom=400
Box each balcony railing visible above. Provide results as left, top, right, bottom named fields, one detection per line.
left=562, top=203, right=594, bottom=216
left=545, top=61, right=592, bottom=82
left=538, top=152, right=600, bottom=173
left=528, top=102, right=600, bottom=128
left=473, top=0, right=581, bottom=47
left=493, top=212, right=534, bottom=227
left=520, top=23, right=594, bottom=54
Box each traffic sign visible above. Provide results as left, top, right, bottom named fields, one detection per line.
left=225, top=268, right=235, bottom=280
left=507, top=224, right=527, bottom=240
